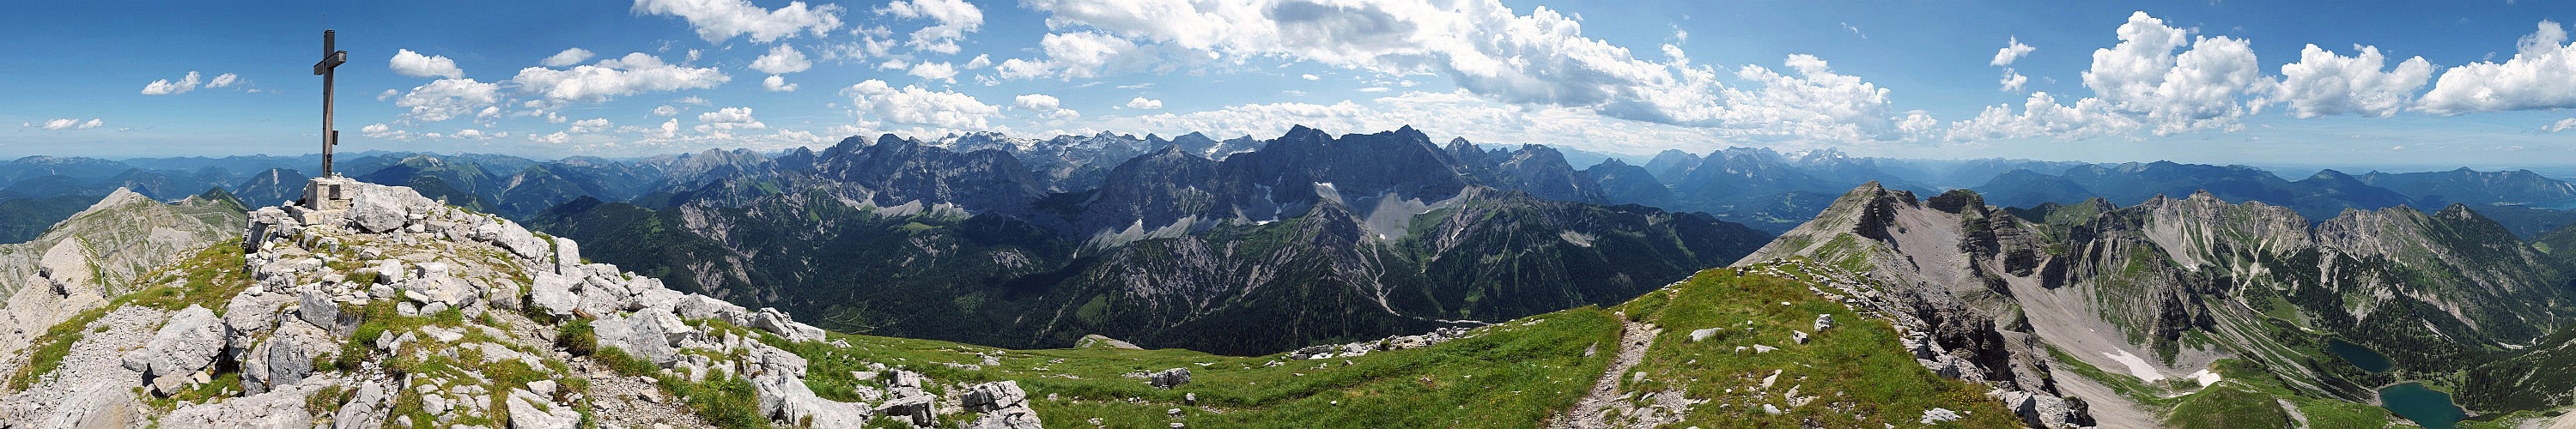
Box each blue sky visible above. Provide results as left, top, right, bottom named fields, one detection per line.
left=2, top=0, right=2572, bottom=170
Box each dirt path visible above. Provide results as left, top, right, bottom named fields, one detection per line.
left=1554, top=312, right=1657, bottom=429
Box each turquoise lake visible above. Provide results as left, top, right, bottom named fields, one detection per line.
left=2326, top=338, right=2393, bottom=372
left=2380, top=383, right=2466, bottom=429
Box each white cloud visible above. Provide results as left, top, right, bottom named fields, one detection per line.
left=24, top=118, right=105, bottom=130
left=659, top=118, right=680, bottom=138
left=631, top=0, right=845, bottom=43
left=536, top=131, right=574, bottom=144
left=1993, top=37, right=2035, bottom=66
left=762, top=75, right=799, bottom=92
left=653, top=106, right=680, bottom=116
left=677, top=96, right=710, bottom=105
left=2080, top=11, right=2265, bottom=136
left=1023, top=0, right=1741, bottom=128
left=841, top=79, right=1000, bottom=130
left=2000, top=72, right=2029, bottom=92
left=2419, top=20, right=2576, bottom=114
left=1301, top=74, right=1320, bottom=81
left=2273, top=44, right=2433, bottom=118
left=696, top=106, right=767, bottom=130
left=908, top=62, right=957, bottom=82
left=569, top=118, right=612, bottom=134
left=140, top=71, right=202, bottom=95
left=749, top=45, right=812, bottom=75
left=378, top=89, right=399, bottom=100
left=2545, top=118, right=2576, bottom=132
left=994, top=32, right=1156, bottom=81
left=876, top=0, right=983, bottom=54
left=1014, top=94, right=1078, bottom=118
left=1945, top=91, right=2142, bottom=142
left=541, top=48, right=596, bottom=68
left=207, top=73, right=240, bottom=88
left=963, top=54, right=991, bottom=69
left=1358, top=87, right=1389, bottom=93
left=511, top=52, right=729, bottom=103
left=1123, top=97, right=1163, bottom=109
left=393, top=78, right=503, bottom=122
left=361, top=124, right=390, bottom=133
left=390, top=49, right=465, bottom=79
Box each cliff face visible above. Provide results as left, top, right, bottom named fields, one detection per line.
left=1742, top=182, right=2576, bottom=420
left=0, top=189, right=243, bottom=359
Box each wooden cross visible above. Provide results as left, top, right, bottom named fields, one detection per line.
left=313, top=30, right=348, bottom=178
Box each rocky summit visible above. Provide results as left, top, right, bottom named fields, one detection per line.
left=0, top=181, right=2061, bottom=428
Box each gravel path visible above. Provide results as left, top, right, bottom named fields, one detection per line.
left=1553, top=312, right=1657, bottom=429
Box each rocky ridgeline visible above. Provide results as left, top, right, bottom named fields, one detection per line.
left=1737, top=259, right=2094, bottom=428
left=2, top=183, right=1042, bottom=428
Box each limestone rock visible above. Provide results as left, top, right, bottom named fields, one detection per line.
left=1149, top=368, right=1191, bottom=389
left=506, top=389, right=580, bottom=429
left=550, top=237, right=581, bottom=275
left=1688, top=328, right=1721, bottom=342
left=348, top=184, right=435, bottom=233
left=527, top=272, right=578, bottom=318
left=46, top=380, right=140, bottom=428
left=122, top=305, right=224, bottom=393
left=749, top=307, right=825, bottom=342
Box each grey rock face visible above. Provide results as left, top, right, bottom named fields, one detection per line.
left=46, top=381, right=139, bottom=428
left=749, top=307, right=825, bottom=342
left=348, top=184, right=435, bottom=233
left=1149, top=367, right=1191, bottom=389
left=121, top=305, right=223, bottom=395
left=527, top=272, right=579, bottom=318
left=506, top=388, right=581, bottom=429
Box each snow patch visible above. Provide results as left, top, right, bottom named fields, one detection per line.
left=2187, top=369, right=2221, bottom=387
left=2101, top=349, right=2165, bottom=382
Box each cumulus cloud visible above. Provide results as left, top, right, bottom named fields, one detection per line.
left=2079, top=11, right=2265, bottom=135
left=140, top=71, right=203, bottom=95
left=1123, top=97, right=1163, bottom=109
left=390, top=49, right=465, bottom=79
left=1024, top=0, right=1741, bottom=128
left=393, top=78, right=503, bottom=122
left=696, top=106, right=767, bottom=130
left=749, top=45, right=811, bottom=75
left=632, top=0, right=845, bottom=43
left=2419, top=20, right=2576, bottom=114
left=1993, top=37, right=2035, bottom=66
left=568, top=118, right=612, bottom=134
left=1945, top=92, right=2142, bottom=142
left=841, top=79, right=999, bottom=130
left=762, top=75, right=799, bottom=92
left=511, top=52, right=728, bottom=103
left=994, top=32, right=1157, bottom=81
left=208, top=73, right=240, bottom=88
left=1994, top=37, right=2034, bottom=92
left=1301, top=74, right=1320, bottom=81
left=653, top=106, right=681, bottom=116
left=876, top=0, right=983, bottom=54
left=541, top=48, right=596, bottom=68
left=908, top=62, right=957, bottom=82
left=23, top=118, right=105, bottom=130
left=2546, top=118, right=2576, bottom=132
left=1014, top=94, right=1078, bottom=118
left=963, top=54, right=991, bottom=69
left=2272, top=44, right=2433, bottom=118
